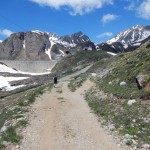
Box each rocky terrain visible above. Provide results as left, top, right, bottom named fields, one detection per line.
left=97, top=25, right=150, bottom=53
left=0, top=25, right=150, bottom=61
left=0, top=31, right=92, bottom=61
left=0, top=24, right=149, bottom=150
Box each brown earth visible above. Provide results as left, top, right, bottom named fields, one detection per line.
left=7, top=76, right=127, bottom=150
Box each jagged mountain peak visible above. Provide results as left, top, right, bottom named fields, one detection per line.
left=132, top=25, right=143, bottom=30
left=97, top=25, right=150, bottom=53
left=107, top=25, right=150, bottom=45
left=72, top=31, right=84, bottom=36
left=0, top=30, right=93, bottom=61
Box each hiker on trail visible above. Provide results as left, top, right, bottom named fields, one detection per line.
left=53, top=75, right=58, bottom=87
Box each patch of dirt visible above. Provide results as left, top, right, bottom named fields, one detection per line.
left=7, top=79, right=126, bottom=150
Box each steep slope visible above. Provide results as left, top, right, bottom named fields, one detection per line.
left=52, top=50, right=111, bottom=76
left=0, top=31, right=93, bottom=61
left=93, top=40, right=150, bottom=99
left=97, top=25, right=150, bottom=53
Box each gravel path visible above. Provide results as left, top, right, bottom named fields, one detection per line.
left=11, top=78, right=126, bottom=150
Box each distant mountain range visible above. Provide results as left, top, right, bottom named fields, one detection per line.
left=97, top=25, right=150, bottom=53
left=0, top=25, right=150, bottom=60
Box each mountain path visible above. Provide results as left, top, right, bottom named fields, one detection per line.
left=9, top=66, right=126, bottom=150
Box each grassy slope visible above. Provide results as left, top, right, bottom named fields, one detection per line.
left=52, top=50, right=111, bottom=76
left=92, top=47, right=150, bottom=99
left=84, top=46, right=150, bottom=148
left=66, top=47, right=150, bottom=148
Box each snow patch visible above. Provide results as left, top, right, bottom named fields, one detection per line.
left=32, top=30, right=44, bottom=35
left=0, top=76, right=28, bottom=91
left=59, top=49, right=65, bottom=56
left=107, top=52, right=117, bottom=56
left=45, top=39, right=56, bottom=60
left=123, top=44, right=128, bottom=49
left=133, top=43, right=141, bottom=46
left=23, top=40, right=25, bottom=49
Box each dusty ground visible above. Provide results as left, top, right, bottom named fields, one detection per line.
left=8, top=76, right=127, bottom=150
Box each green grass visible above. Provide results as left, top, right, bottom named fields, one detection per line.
left=52, top=50, right=111, bottom=76
left=94, top=47, right=150, bottom=99
left=68, top=74, right=87, bottom=92
left=88, top=53, right=123, bottom=73
left=16, top=119, right=28, bottom=128
left=16, top=86, right=45, bottom=106
left=0, top=84, right=51, bottom=149
left=2, top=126, right=22, bottom=143
left=85, top=88, right=150, bottom=148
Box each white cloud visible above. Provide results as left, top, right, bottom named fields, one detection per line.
left=0, top=29, right=13, bottom=37
left=123, top=0, right=140, bottom=11
left=137, top=0, right=150, bottom=20
left=101, top=14, right=118, bottom=23
left=97, top=32, right=113, bottom=38
left=29, top=0, right=113, bottom=15
left=124, top=1, right=136, bottom=11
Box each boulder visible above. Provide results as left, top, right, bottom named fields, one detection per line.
left=127, top=99, right=136, bottom=106
left=120, top=81, right=126, bottom=86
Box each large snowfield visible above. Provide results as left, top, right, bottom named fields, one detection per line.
left=0, top=63, right=50, bottom=91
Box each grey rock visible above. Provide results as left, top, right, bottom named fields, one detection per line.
left=127, top=99, right=136, bottom=106
left=108, top=124, right=115, bottom=131
left=0, top=126, right=7, bottom=132
left=97, top=25, right=150, bottom=53
left=2, top=141, right=8, bottom=146
left=0, top=31, right=93, bottom=61
left=136, top=75, right=148, bottom=88
left=120, top=81, right=126, bottom=86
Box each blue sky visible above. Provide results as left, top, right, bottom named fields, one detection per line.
left=0, top=0, right=150, bottom=43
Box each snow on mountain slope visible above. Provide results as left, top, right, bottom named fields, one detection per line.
left=107, top=25, right=150, bottom=49
left=31, top=31, right=90, bottom=59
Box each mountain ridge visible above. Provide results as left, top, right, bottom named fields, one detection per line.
left=0, top=31, right=92, bottom=61
left=97, top=25, right=150, bottom=53
left=0, top=25, right=150, bottom=60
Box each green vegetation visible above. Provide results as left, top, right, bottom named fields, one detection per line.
left=84, top=46, right=150, bottom=148
left=88, top=53, right=124, bottom=73
left=85, top=88, right=150, bottom=148
left=52, top=50, right=111, bottom=76
left=0, top=83, right=52, bottom=149
left=16, top=86, right=45, bottom=106
left=2, top=126, right=22, bottom=143
left=94, top=47, right=150, bottom=99
left=68, top=74, right=87, bottom=92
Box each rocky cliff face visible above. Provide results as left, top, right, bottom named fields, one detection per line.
left=97, top=25, right=150, bottom=53
left=0, top=25, right=150, bottom=60
left=0, top=31, right=93, bottom=61
left=0, top=32, right=50, bottom=60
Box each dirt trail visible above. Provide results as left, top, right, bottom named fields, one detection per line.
left=10, top=77, right=126, bottom=150
left=9, top=66, right=126, bottom=150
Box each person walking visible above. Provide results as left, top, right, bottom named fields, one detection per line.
left=53, top=75, right=58, bottom=87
